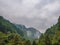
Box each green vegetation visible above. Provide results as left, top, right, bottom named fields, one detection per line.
left=0, top=32, right=27, bottom=45
left=0, top=16, right=60, bottom=45
left=38, top=16, right=60, bottom=45
left=0, top=16, right=31, bottom=45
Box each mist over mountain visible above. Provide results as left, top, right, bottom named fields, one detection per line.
left=0, top=16, right=41, bottom=41
left=0, top=0, right=60, bottom=45
left=0, top=16, right=60, bottom=45
left=15, top=24, right=41, bottom=40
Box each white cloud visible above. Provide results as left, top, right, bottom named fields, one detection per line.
left=44, top=1, right=60, bottom=11
left=0, top=0, right=60, bottom=33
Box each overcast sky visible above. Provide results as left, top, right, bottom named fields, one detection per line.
left=0, top=0, right=60, bottom=33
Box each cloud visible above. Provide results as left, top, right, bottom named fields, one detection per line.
left=0, top=0, right=60, bottom=33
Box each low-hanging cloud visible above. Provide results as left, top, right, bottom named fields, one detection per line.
left=0, top=0, right=60, bottom=33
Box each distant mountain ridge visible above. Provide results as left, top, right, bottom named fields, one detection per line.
left=0, top=16, right=41, bottom=41
left=15, top=24, right=41, bottom=41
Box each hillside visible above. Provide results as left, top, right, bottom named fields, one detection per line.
left=15, top=24, right=41, bottom=41
left=0, top=16, right=17, bottom=33
left=0, top=16, right=60, bottom=45
left=0, top=16, right=41, bottom=41
left=38, top=16, right=60, bottom=45
left=0, top=16, right=28, bottom=45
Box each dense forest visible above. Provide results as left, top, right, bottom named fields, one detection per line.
left=0, top=16, right=60, bottom=45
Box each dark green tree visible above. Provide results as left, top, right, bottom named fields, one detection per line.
left=32, top=40, right=37, bottom=45
left=25, top=40, right=31, bottom=45
left=57, top=16, right=60, bottom=30
left=44, top=35, right=52, bottom=45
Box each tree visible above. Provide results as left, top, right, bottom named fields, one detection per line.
left=25, top=40, right=31, bottom=45
left=44, top=35, right=52, bottom=45
left=32, top=40, right=37, bottom=45
left=57, top=16, right=60, bottom=30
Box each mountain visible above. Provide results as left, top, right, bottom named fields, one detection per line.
left=0, top=16, right=33, bottom=45
left=15, top=24, right=41, bottom=41
left=0, top=16, right=17, bottom=33
left=0, top=16, right=24, bottom=36
left=0, top=16, right=41, bottom=41
left=38, top=16, right=60, bottom=45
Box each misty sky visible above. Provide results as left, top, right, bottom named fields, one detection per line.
left=0, top=0, right=60, bottom=33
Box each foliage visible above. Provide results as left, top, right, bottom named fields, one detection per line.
left=0, top=16, right=60, bottom=45
left=32, top=40, right=37, bottom=45
left=0, top=16, right=32, bottom=45
left=38, top=16, right=60, bottom=45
